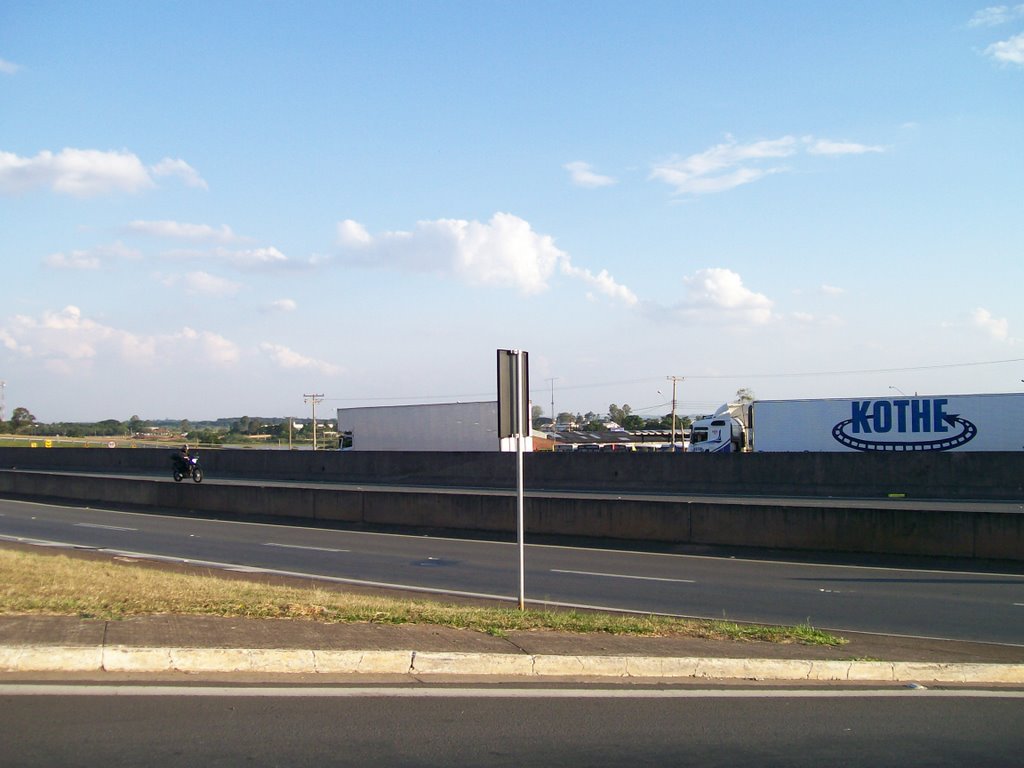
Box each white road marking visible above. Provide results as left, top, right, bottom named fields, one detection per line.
left=0, top=685, right=1021, bottom=699
left=73, top=523, right=136, bottom=532
left=552, top=568, right=695, bottom=584
left=263, top=542, right=349, bottom=553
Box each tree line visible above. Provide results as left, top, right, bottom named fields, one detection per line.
left=0, top=408, right=324, bottom=446
left=3, top=391, right=756, bottom=441
left=534, top=404, right=693, bottom=432
left=533, top=389, right=755, bottom=432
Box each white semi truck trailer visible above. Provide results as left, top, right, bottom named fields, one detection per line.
left=336, top=400, right=532, bottom=452
left=688, top=393, right=1024, bottom=453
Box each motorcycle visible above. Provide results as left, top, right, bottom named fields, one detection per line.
left=171, top=452, right=204, bottom=483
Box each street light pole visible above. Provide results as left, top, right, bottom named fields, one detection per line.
left=666, top=375, right=683, bottom=451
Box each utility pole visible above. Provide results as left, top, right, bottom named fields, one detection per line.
left=0, top=380, right=5, bottom=424
left=666, top=375, right=683, bottom=451
left=303, top=393, right=324, bottom=451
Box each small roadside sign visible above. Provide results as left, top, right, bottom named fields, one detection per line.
left=497, top=349, right=530, bottom=438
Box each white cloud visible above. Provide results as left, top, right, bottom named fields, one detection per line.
left=685, top=268, right=774, bottom=322
left=652, top=268, right=774, bottom=326
left=44, top=251, right=101, bottom=271
left=127, top=220, right=243, bottom=243
left=790, top=311, right=842, bottom=327
left=0, top=58, right=20, bottom=74
left=971, top=307, right=1012, bottom=341
left=985, top=32, right=1024, bottom=64
left=161, top=271, right=241, bottom=297
left=262, top=298, right=297, bottom=313
left=0, top=149, right=153, bottom=197
left=560, top=263, right=638, bottom=306
left=819, top=284, right=845, bottom=295
left=0, top=305, right=241, bottom=372
left=337, top=212, right=638, bottom=304
left=0, top=149, right=206, bottom=197
left=44, top=242, right=140, bottom=270
left=969, top=5, right=1024, bottom=27
left=156, top=243, right=300, bottom=272
left=650, top=134, right=884, bottom=196
left=177, top=327, right=241, bottom=365
left=259, top=342, right=341, bottom=375
left=213, top=246, right=290, bottom=269
left=651, top=136, right=797, bottom=196
left=337, top=219, right=372, bottom=246
left=564, top=161, right=617, bottom=188
left=805, top=138, right=885, bottom=155
left=150, top=157, right=208, bottom=189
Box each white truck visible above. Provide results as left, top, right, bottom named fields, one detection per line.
left=688, top=402, right=750, bottom=453
left=688, top=393, right=1024, bottom=453
left=336, top=400, right=532, bottom=452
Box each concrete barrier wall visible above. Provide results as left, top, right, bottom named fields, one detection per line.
left=2, top=447, right=1023, bottom=500
left=1, top=469, right=1021, bottom=561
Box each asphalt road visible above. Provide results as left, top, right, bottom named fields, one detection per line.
left=2, top=496, right=1023, bottom=645
left=2, top=684, right=1022, bottom=767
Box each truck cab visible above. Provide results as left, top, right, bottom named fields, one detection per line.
left=688, top=403, right=749, bottom=453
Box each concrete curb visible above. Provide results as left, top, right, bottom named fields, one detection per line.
left=2, top=646, right=1023, bottom=682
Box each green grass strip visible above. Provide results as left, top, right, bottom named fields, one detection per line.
left=0, top=547, right=845, bottom=646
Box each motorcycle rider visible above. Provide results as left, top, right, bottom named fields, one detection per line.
left=172, top=444, right=191, bottom=473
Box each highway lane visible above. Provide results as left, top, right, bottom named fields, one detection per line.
left=1, top=497, right=1023, bottom=645
left=2, top=684, right=1023, bottom=767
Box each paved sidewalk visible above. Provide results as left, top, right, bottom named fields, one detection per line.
left=2, top=614, right=1022, bottom=683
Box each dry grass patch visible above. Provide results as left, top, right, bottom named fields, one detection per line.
left=0, top=547, right=844, bottom=646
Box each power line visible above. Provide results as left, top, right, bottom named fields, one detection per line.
left=681, top=357, right=1024, bottom=380
left=319, top=357, right=1024, bottom=405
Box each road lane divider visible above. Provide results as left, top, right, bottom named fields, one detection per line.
left=263, top=542, right=350, bottom=553
left=551, top=569, right=696, bottom=584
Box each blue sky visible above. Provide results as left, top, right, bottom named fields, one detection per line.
left=2, top=1, right=1022, bottom=423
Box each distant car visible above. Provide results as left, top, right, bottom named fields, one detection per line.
left=575, top=443, right=600, bottom=452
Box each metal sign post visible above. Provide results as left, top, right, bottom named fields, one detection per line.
left=497, top=349, right=529, bottom=610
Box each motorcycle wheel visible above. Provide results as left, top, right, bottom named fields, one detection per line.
left=173, top=470, right=184, bottom=482
left=191, top=467, right=204, bottom=483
